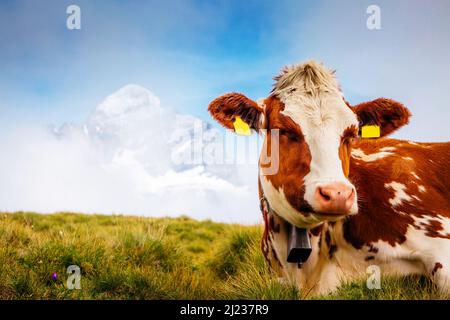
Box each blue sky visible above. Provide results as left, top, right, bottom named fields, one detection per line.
left=1, top=0, right=450, bottom=140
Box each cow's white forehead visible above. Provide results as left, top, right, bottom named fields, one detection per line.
left=279, top=92, right=358, bottom=134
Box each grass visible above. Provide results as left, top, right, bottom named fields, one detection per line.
left=0, top=211, right=444, bottom=299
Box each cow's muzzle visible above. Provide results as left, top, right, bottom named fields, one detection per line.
left=314, top=182, right=355, bottom=215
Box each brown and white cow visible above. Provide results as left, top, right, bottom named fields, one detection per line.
left=208, top=60, right=450, bottom=296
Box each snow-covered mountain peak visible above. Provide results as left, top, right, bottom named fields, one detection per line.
left=95, top=84, right=161, bottom=117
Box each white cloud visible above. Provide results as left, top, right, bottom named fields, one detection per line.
left=0, top=85, right=262, bottom=224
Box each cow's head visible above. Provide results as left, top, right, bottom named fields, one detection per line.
left=208, top=61, right=411, bottom=228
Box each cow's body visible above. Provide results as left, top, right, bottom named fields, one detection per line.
left=208, top=60, right=450, bottom=297
left=261, top=138, right=450, bottom=296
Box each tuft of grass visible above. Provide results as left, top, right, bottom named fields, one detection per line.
left=209, top=227, right=260, bottom=278
left=0, top=212, right=445, bottom=299
left=10, top=273, right=37, bottom=298
left=115, top=228, right=181, bottom=271
left=321, top=275, right=442, bottom=300
left=217, top=237, right=302, bottom=300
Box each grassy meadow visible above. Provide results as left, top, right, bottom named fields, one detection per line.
left=0, top=212, right=443, bottom=299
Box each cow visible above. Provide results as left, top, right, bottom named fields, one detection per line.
left=208, top=60, right=450, bottom=297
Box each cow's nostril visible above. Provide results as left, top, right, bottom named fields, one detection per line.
left=319, top=188, right=331, bottom=201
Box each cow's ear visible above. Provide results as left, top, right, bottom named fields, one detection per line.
left=352, top=98, right=411, bottom=137
left=208, top=93, right=265, bottom=132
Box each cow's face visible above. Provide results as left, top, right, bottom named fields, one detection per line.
left=208, top=61, right=411, bottom=228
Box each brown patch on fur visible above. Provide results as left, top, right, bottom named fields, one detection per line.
left=432, top=262, right=443, bottom=276
left=325, top=230, right=331, bottom=248
left=421, top=220, right=450, bottom=239
left=259, top=179, right=271, bottom=265
left=317, top=232, right=323, bottom=255
left=340, top=125, right=358, bottom=177
left=310, top=225, right=323, bottom=257
left=261, top=212, right=270, bottom=264
left=322, top=227, right=337, bottom=259
left=329, top=245, right=337, bottom=259
left=271, top=246, right=283, bottom=268
left=310, top=225, right=323, bottom=236
left=269, top=215, right=280, bottom=233
left=261, top=96, right=313, bottom=215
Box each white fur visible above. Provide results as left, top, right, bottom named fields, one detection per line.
left=385, top=181, right=412, bottom=207
left=403, top=223, right=450, bottom=293
left=379, top=147, right=396, bottom=152
left=351, top=148, right=394, bottom=162
left=411, top=172, right=421, bottom=180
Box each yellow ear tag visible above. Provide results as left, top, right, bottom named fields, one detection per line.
left=361, top=125, right=381, bottom=138
left=233, top=116, right=251, bottom=136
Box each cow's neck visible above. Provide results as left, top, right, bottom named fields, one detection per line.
left=260, top=192, right=313, bottom=267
